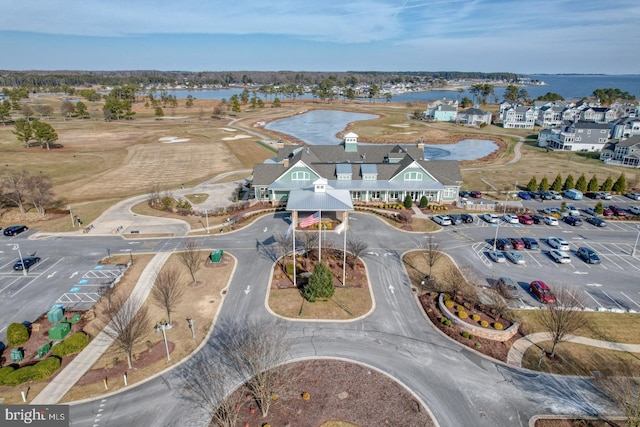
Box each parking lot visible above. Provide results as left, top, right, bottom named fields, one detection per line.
left=436, top=194, right=640, bottom=312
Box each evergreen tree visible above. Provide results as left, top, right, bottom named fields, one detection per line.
left=419, top=195, right=428, bottom=208
left=575, top=174, right=588, bottom=193
left=563, top=174, right=575, bottom=190
left=539, top=176, right=550, bottom=192
left=551, top=174, right=563, bottom=192
left=594, top=202, right=604, bottom=215
left=526, top=177, right=538, bottom=192
left=303, top=262, right=335, bottom=302
left=587, top=175, right=599, bottom=192
left=600, top=175, right=613, bottom=192
left=612, top=173, right=626, bottom=194
left=404, top=194, right=413, bottom=209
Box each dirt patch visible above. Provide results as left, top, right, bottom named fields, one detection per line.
left=230, top=359, right=436, bottom=427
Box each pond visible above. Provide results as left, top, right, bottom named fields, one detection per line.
left=264, top=110, right=498, bottom=160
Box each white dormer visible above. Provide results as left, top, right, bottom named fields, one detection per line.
left=313, top=177, right=327, bottom=193
left=344, top=132, right=358, bottom=152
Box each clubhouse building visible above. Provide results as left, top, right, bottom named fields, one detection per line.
left=251, top=132, right=463, bottom=205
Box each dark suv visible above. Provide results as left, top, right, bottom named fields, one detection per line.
left=564, top=215, right=583, bottom=226
left=577, top=247, right=601, bottom=264
left=4, top=225, right=28, bottom=236
left=491, top=238, right=513, bottom=250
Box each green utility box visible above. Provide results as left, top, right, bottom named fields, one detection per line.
left=10, top=348, right=23, bottom=362
left=37, top=343, right=51, bottom=358
left=210, top=249, right=224, bottom=263
left=70, top=314, right=82, bottom=324
left=47, top=306, right=64, bottom=323
left=48, top=322, right=71, bottom=341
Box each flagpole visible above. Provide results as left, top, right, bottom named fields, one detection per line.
left=342, top=217, right=347, bottom=286
left=293, top=214, right=297, bottom=288
left=318, top=210, right=322, bottom=263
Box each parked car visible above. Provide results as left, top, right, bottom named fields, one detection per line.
left=540, top=192, right=555, bottom=200
left=487, top=249, right=506, bottom=263
left=583, top=207, right=598, bottom=216
left=629, top=206, right=640, bottom=215
left=522, top=237, right=539, bottom=250
left=542, top=207, right=556, bottom=215
left=543, top=216, right=559, bottom=226
left=432, top=215, right=452, bottom=226
left=531, top=214, right=545, bottom=224
left=529, top=280, right=557, bottom=304
left=599, top=192, right=612, bottom=200
left=547, top=236, right=570, bottom=251
left=490, top=237, right=513, bottom=250
left=517, top=191, right=532, bottom=200
left=548, top=191, right=563, bottom=200
left=509, top=237, right=525, bottom=250
left=577, top=247, right=601, bottom=264
left=564, top=215, right=583, bottom=226
left=518, top=214, right=534, bottom=225
left=602, top=206, right=614, bottom=216
left=459, top=190, right=470, bottom=198
left=497, top=276, right=518, bottom=290
left=528, top=191, right=542, bottom=200
left=625, top=192, right=640, bottom=200
left=3, top=225, right=28, bottom=236
left=460, top=213, right=474, bottom=223
left=565, top=206, right=580, bottom=216
left=470, top=190, right=483, bottom=198
left=563, top=189, right=583, bottom=200
left=585, top=217, right=607, bottom=227
left=483, top=213, right=499, bottom=224
left=504, top=250, right=526, bottom=265
left=13, top=256, right=41, bottom=271
left=549, top=249, right=571, bottom=264
left=585, top=192, right=602, bottom=199
left=503, top=213, right=519, bottom=224
left=609, top=205, right=627, bottom=217
left=449, top=214, right=463, bottom=225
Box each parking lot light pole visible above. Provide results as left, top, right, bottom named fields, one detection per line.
left=11, top=244, right=27, bottom=276
left=160, top=322, right=171, bottom=362
left=493, top=190, right=511, bottom=251
left=632, top=225, right=640, bottom=257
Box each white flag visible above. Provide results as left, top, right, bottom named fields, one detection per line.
left=335, top=222, right=346, bottom=234
left=285, top=222, right=294, bottom=238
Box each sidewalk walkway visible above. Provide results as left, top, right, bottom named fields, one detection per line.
left=506, top=332, right=640, bottom=367
left=32, top=252, right=172, bottom=404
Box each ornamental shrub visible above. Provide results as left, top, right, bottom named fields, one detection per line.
left=475, top=343, right=482, bottom=349
left=7, top=322, right=29, bottom=346
left=461, top=331, right=470, bottom=339
left=51, top=332, right=90, bottom=358
left=494, top=322, right=504, bottom=330
left=480, top=320, right=489, bottom=328
left=444, top=300, right=454, bottom=308
left=443, top=319, right=451, bottom=327
left=419, top=196, right=429, bottom=208
left=456, top=305, right=465, bottom=312
left=303, top=262, right=335, bottom=302
left=302, top=392, right=310, bottom=400
left=1, top=357, right=61, bottom=387
left=469, top=334, right=474, bottom=340
left=458, top=311, right=468, bottom=319
left=471, top=314, right=481, bottom=322
left=0, top=366, right=16, bottom=385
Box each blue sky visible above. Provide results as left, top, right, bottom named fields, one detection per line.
left=2, top=0, right=639, bottom=74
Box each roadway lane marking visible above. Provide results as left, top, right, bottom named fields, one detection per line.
left=620, top=292, right=640, bottom=310
left=244, top=286, right=251, bottom=295
left=388, top=284, right=395, bottom=294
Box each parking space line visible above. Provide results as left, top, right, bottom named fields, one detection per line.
left=601, top=291, right=625, bottom=310
left=0, top=276, right=24, bottom=293
left=583, top=290, right=604, bottom=309
left=620, top=292, right=640, bottom=310
left=11, top=257, right=66, bottom=297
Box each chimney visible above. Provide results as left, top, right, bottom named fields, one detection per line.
left=417, top=137, right=424, bottom=151
left=283, top=158, right=289, bottom=168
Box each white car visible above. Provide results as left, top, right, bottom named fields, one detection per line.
left=487, top=249, right=506, bottom=263
left=432, top=215, right=452, bottom=226
left=483, top=213, right=499, bottom=224
left=625, top=192, right=640, bottom=201
left=549, top=249, right=571, bottom=264
left=502, top=213, right=519, bottom=224
left=548, top=191, right=563, bottom=200
left=543, top=216, right=559, bottom=226
left=566, top=206, right=580, bottom=216
left=629, top=206, right=640, bottom=215
left=547, top=236, right=570, bottom=251
left=504, top=250, right=526, bottom=265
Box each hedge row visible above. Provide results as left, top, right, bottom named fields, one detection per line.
left=51, top=332, right=90, bottom=358
left=0, top=357, right=61, bottom=386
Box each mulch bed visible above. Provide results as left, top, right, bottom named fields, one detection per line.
left=231, top=359, right=437, bottom=427
left=418, top=293, right=524, bottom=362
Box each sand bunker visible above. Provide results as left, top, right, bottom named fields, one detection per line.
left=222, top=135, right=252, bottom=141
left=390, top=124, right=410, bottom=128
left=159, top=137, right=191, bottom=143
left=398, top=131, right=417, bottom=135
left=219, top=127, right=237, bottom=132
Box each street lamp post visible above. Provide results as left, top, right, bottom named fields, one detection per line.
left=492, top=190, right=511, bottom=251
left=187, top=318, right=195, bottom=339
left=160, top=322, right=171, bottom=362
left=205, top=209, right=210, bottom=234
left=11, top=244, right=27, bottom=276
left=632, top=225, right=640, bottom=257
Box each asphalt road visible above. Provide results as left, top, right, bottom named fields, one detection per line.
left=64, top=213, right=619, bottom=426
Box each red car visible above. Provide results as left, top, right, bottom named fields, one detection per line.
left=608, top=205, right=626, bottom=217
left=470, top=190, right=483, bottom=198
left=509, top=237, right=525, bottom=250
left=529, top=280, right=557, bottom=304
left=518, top=214, right=534, bottom=225
left=602, top=207, right=614, bottom=216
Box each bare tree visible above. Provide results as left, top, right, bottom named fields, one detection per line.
left=486, top=290, right=510, bottom=322
left=179, top=239, right=203, bottom=283
left=60, top=100, right=75, bottom=119
left=346, top=237, right=368, bottom=267
left=147, top=183, right=162, bottom=208
left=439, top=263, right=476, bottom=302
left=299, top=231, right=318, bottom=259
left=593, top=368, right=640, bottom=427
left=2, top=170, right=30, bottom=213
left=26, top=173, right=54, bottom=216
left=423, top=235, right=442, bottom=278
left=274, top=231, right=293, bottom=268
left=150, top=267, right=185, bottom=324
left=537, top=286, right=586, bottom=357
left=219, top=321, right=290, bottom=418
left=178, top=349, right=246, bottom=427
left=101, top=294, right=150, bottom=369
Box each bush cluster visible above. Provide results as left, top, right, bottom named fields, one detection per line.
left=7, top=323, right=29, bottom=346
left=438, top=317, right=451, bottom=327
left=0, top=357, right=61, bottom=386
left=427, top=205, right=448, bottom=211
left=457, top=311, right=468, bottom=319
left=471, top=314, right=481, bottom=322
left=493, top=322, right=504, bottom=330
left=51, top=332, right=90, bottom=358
left=480, top=320, right=489, bottom=328
left=444, top=300, right=454, bottom=308
left=460, top=331, right=475, bottom=340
